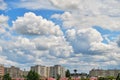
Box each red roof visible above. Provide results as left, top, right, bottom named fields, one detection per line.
left=72, top=78, right=80, bottom=80
left=90, top=77, right=98, bottom=80
left=60, top=77, right=68, bottom=80
left=12, top=78, right=25, bottom=80
left=47, top=77, right=56, bottom=80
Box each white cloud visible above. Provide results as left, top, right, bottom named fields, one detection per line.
left=51, top=0, right=120, bottom=31
left=0, top=46, right=2, bottom=52
left=0, top=11, right=73, bottom=66
left=11, top=0, right=120, bottom=31
left=50, top=0, right=80, bottom=11
left=0, top=15, right=10, bottom=40
left=117, top=36, right=120, bottom=47
left=50, top=0, right=120, bottom=16
left=12, top=12, right=63, bottom=36
left=0, top=0, right=7, bottom=10
left=0, top=14, right=8, bottom=28
left=90, top=42, right=113, bottom=52
left=52, top=12, right=120, bottom=31
left=0, top=55, right=18, bottom=66
left=65, top=28, right=103, bottom=54
left=12, top=0, right=56, bottom=10
left=1, top=0, right=120, bottom=72
left=32, top=36, right=73, bottom=58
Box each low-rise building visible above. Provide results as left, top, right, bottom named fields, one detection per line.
left=71, top=73, right=88, bottom=79
left=89, top=69, right=120, bottom=77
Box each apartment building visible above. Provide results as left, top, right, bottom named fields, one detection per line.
left=31, top=65, right=49, bottom=77
left=4, top=66, right=28, bottom=78
left=89, top=69, right=120, bottom=77
left=49, top=65, right=65, bottom=79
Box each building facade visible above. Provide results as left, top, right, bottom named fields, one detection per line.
left=0, top=64, right=4, bottom=80
left=49, top=65, right=65, bottom=79
left=31, top=65, right=49, bottom=77
left=0, top=64, right=4, bottom=77
left=89, top=69, right=120, bottom=77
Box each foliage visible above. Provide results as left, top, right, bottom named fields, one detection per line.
left=26, top=70, right=40, bottom=80
left=98, top=77, right=113, bottom=80
left=98, top=77, right=106, bottom=80
left=116, top=73, right=120, bottom=80
left=2, top=73, right=11, bottom=80
left=106, top=76, right=115, bottom=80
left=56, top=74, right=61, bottom=80
left=65, top=69, right=71, bottom=78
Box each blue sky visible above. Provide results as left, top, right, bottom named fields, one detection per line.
left=0, top=0, right=120, bottom=73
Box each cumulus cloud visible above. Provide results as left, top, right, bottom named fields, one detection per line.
left=0, top=12, right=73, bottom=66
left=65, top=28, right=103, bottom=54
left=12, top=12, right=63, bottom=36
left=32, top=36, right=73, bottom=58
left=0, top=0, right=7, bottom=10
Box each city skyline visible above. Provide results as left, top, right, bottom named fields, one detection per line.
left=0, top=0, right=120, bottom=73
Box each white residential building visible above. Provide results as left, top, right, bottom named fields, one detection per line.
left=49, top=65, right=65, bottom=79
left=31, top=65, right=50, bottom=77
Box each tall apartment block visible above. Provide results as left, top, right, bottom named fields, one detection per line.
left=31, top=65, right=65, bottom=79
left=31, top=65, right=50, bottom=77
left=50, top=65, right=65, bottom=79
left=0, top=64, right=4, bottom=76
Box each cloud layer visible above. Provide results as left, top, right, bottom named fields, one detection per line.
left=0, top=0, right=120, bottom=72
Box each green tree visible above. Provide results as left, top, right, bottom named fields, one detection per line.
left=2, top=73, right=11, bottom=80
left=106, top=76, right=115, bottom=80
left=56, top=74, right=61, bottom=80
left=26, top=70, right=40, bottom=80
left=65, top=69, right=71, bottom=78
left=98, top=77, right=108, bottom=80
left=116, top=73, right=120, bottom=80
left=0, top=75, right=2, bottom=80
